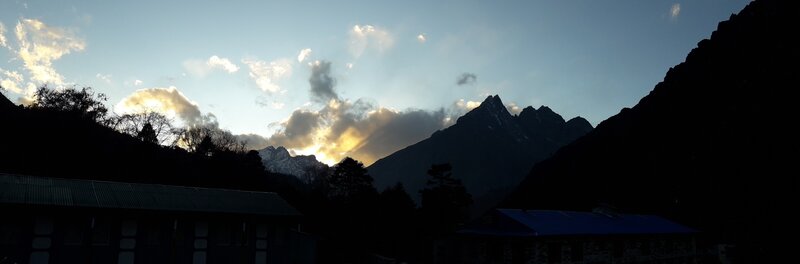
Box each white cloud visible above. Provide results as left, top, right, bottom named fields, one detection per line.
left=270, top=102, right=285, bottom=109
left=670, top=3, right=681, bottom=19
left=1, top=69, right=25, bottom=94
left=207, top=55, right=239, bottom=73
left=346, top=63, right=354, bottom=69
left=115, top=86, right=203, bottom=125
left=242, top=58, right=293, bottom=93
left=349, top=24, right=394, bottom=58
left=417, top=33, right=427, bottom=43
left=297, top=48, right=312, bottom=62
left=0, top=22, right=8, bottom=49
left=454, top=99, right=482, bottom=111
left=95, top=73, right=112, bottom=84
left=14, top=19, right=86, bottom=85
left=134, top=79, right=143, bottom=86
left=183, top=55, right=240, bottom=77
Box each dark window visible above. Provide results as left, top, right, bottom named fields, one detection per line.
left=216, top=222, right=232, bottom=246
left=488, top=242, right=503, bottom=261
left=613, top=241, right=624, bottom=258
left=173, top=219, right=186, bottom=246
left=548, top=243, right=562, bottom=263
left=511, top=242, right=525, bottom=264
left=665, top=239, right=675, bottom=253
left=571, top=242, right=583, bottom=261
left=0, top=222, right=22, bottom=245
left=91, top=218, right=110, bottom=246
left=63, top=219, right=86, bottom=246
left=641, top=240, right=651, bottom=255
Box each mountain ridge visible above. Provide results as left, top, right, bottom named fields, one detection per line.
left=257, top=146, right=329, bottom=182
left=369, top=95, right=592, bottom=215
left=503, top=0, right=799, bottom=260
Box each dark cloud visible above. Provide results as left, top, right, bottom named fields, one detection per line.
left=235, top=133, right=270, bottom=150
left=309, top=61, right=339, bottom=103
left=456, top=72, right=477, bottom=86
left=266, top=110, right=322, bottom=149
left=349, top=108, right=447, bottom=162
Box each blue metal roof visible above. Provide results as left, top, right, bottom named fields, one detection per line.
left=0, top=173, right=301, bottom=217
left=459, top=209, right=696, bottom=237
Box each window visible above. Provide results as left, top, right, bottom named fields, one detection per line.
left=613, top=241, right=624, bottom=258
left=91, top=218, right=111, bottom=246
left=548, top=243, right=562, bottom=263
left=215, top=222, right=232, bottom=246
left=641, top=240, right=651, bottom=255
left=63, top=219, right=86, bottom=246
left=0, top=222, right=22, bottom=245
left=487, top=242, right=503, bottom=262
left=570, top=242, right=583, bottom=262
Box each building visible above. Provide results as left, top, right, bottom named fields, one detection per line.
left=436, top=209, right=698, bottom=264
left=0, top=173, right=314, bottom=264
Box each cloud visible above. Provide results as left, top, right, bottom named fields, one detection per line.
left=265, top=61, right=452, bottom=165
left=255, top=96, right=286, bottom=109
left=670, top=3, right=681, bottom=19
left=297, top=48, right=312, bottom=62
left=349, top=24, right=394, bottom=58
left=134, top=79, right=143, bottom=86
left=235, top=133, right=271, bottom=150
left=0, top=22, right=7, bottom=48
left=346, top=63, right=354, bottom=69
left=207, top=55, right=239, bottom=73
left=242, top=58, right=292, bottom=93
left=456, top=72, right=477, bottom=85
left=14, top=19, right=86, bottom=85
left=183, top=55, right=240, bottom=77
left=453, top=99, right=482, bottom=111
left=95, top=73, right=112, bottom=84
left=309, top=60, right=338, bottom=103
left=115, top=86, right=203, bottom=125
left=506, top=102, right=523, bottom=115
left=268, top=100, right=450, bottom=165
left=1, top=69, right=25, bottom=94
left=417, top=33, right=427, bottom=43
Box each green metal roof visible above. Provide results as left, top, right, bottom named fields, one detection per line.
left=0, top=173, right=300, bottom=217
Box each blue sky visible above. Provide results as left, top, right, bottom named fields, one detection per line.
left=0, top=0, right=751, bottom=164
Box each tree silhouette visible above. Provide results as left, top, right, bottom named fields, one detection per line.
left=176, top=125, right=245, bottom=154
left=29, top=86, right=111, bottom=124
left=114, top=111, right=179, bottom=145
left=136, top=123, right=158, bottom=144
left=420, top=163, right=473, bottom=234
left=328, top=157, right=377, bottom=201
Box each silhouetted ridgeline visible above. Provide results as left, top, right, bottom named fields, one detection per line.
left=369, top=95, right=592, bottom=215
left=504, top=0, right=799, bottom=261
left=0, top=95, right=302, bottom=193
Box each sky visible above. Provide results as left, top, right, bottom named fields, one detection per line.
left=0, top=0, right=752, bottom=165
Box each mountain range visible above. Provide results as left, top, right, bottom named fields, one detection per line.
left=257, top=146, right=329, bottom=182
left=503, top=0, right=798, bottom=261
left=368, top=95, right=592, bottom=213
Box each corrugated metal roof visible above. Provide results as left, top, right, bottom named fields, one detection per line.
left=458, top=209, right=696, bottom=237
left=0, top=173, right=300, bottom=217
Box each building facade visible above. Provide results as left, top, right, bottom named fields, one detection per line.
left=0, top=173, right=314, bottom=264
left=436, top=209, right=698, bottom=264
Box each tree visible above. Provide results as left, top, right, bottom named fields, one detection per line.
left=136, top=123, right=158, bottom=144
left=380, top=182, right=417, bottom=213
left=328, top=157, right=377, bottom=201
left=114, top=112, right=179, bottom=145
left=176, top=125, right=245, bottom=155
left=419, top=163, right=473, bottom=234
left=29, top=86, right=111, bottom=124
